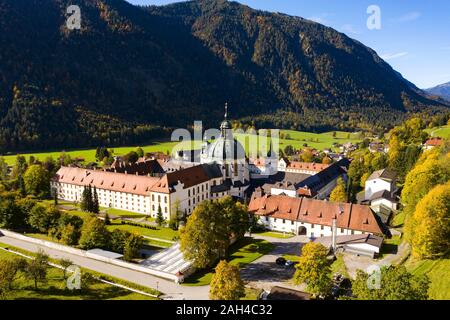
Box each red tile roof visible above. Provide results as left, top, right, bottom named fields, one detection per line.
left=53, top=166, right=160, bottom=196
left=286, top=161, right=329, bottom=172
left=248, top=194, right=384, bottom=235
left=424, top=137, right=443, bottom=147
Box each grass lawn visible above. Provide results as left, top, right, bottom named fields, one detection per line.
left=378, top=235, right=402, bottom=259
left=183, top=237, right=274, bottom=286
left=253, top=230, right=295, bottom=239
left=425, top=125, right=450, bottom=139
left=102, top=207, right=148, bottom=218
left=106, top=221, right=178, bottom=241
left=1, top=130, right=362, bottom=165
left=0, top=247, right=156, bottom=300
left=282, top=254, right=300, bottom=262
left=405, top=258, right=450, bottom=300
left=0, top=139, right=202, bottom=165
left=331, top=254, right=349, bottom=278
left=391, top=210, right=406, bottom=227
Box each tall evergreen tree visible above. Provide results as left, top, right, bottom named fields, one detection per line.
left=92, top=186, right=99, bottom=214
left=80, top=186, right=89, bottom=212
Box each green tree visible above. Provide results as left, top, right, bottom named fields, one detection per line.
left=293, top=242, right=331, bottom=296
left=330, top=177, right=347, bottom=202
left=109, top=229, right=130, bottom=254
left=180, top=200, right=229, bottom=269
left=60, top=224, right=80, bottom=246
left=92, top=186, right=99, bottom=214
left=28, top=204, right=61, bottom=233
left=0, top=157, right=8, bottom=181
left=80, top=186, right=89, bottom=212
left=123, top=233, right=144, bottom=262
left=0, top=196, right=30, bottom=230
left=79, top=217, right=110, bottom=250
left=23, top=164, right=50, bottom=198
left=405, top=182, right=450, bottom=259
left=135, top=147, right=144, bottom=158
left=0, top=258, right=27, bottom=298
left=209, top=260, right=245, bottom=300
left=156, top=205, right=165, bottom=227
left=59, top=258, right=73, bottom=281
left=24, top=250, right=49, bottom=290
left=352, top=266, right=429, bottom=300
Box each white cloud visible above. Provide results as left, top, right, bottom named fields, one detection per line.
left=397, top=11, right=421, bottom=22
left=380, top=52, right=409, bottom=60
left=340, top=24, right=361, bottom=35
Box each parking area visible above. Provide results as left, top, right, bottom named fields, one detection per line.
left=241, top=234, right=309, bottom=291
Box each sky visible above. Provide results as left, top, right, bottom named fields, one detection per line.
left=126, top=0, right=450, bottom=89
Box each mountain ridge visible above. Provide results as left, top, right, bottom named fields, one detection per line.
left=425, top=82, right=450, bottom=101
left=0, top=0, right=447, bottom=153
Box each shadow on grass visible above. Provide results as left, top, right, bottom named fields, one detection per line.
left=380, top=243, right=398, bottom=255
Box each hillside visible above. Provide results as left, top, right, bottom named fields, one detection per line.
left=0, top=0, right=447, bottom=153
left=425, top=82, right=450, bottom=101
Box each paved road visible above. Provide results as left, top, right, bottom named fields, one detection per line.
left=0, top=235, right=209, bottom=300
left=241, top=234, right=309, bottom=292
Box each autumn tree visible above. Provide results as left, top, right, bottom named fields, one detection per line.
left=405, top=182, right=450, bottom=259
left=209, top=260, right=245, bottom=300
left=23, top=164, right=50, bottom=198
left=123, top=233, right=144, bottom=262
left=293, top=242, right=331, bottom=296
left=180, top=196, right=249, bottom=269
left=79, top=217, right=110, bottom=250
left=330, top=177, right=347, bottom=202
left=0, top=257, right=27, bottom=298
left=180, top=200, right=229, bottom=268
left=401, top=152, right=449, bottom=217
left=24, top=250, right=49, bottom=290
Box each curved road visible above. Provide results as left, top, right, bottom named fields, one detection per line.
left=0, top=235, right=209, bottom=300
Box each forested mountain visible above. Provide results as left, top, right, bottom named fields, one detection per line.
left=0, top=0, right=447, bottom=153
left=425, top=82, right=450, bottom=101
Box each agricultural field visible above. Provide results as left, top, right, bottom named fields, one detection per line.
left=425, top=125, right=450, bottom=139
left=0, top=130, right=363, bottom=165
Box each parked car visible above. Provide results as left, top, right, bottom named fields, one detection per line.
left=275, top=257, right=287, bottom=266
left=285, top=260, right=296, bottom=267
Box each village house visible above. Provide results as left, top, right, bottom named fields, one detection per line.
left=248, top=193, right=386, bottom=238
left=423, top=137, right=444, bottom=150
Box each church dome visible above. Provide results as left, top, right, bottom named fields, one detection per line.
left=206, top=135, right=246, bottom=162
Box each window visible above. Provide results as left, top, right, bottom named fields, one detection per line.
left=291, top=221, right=294, bottom=225
left=340, top=228, right=344, bottom=233
left=311, top=224, right=315, bottom=228
left=188, top=190, right=190, bottom=197
left=282, top=219, right=285, bottom=224
left=321, top=225, right=324, bottom=230
left=351, top=230, right=354, bottom=235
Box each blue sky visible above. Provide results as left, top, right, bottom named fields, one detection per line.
left=127, top=0, right=450, bottom=89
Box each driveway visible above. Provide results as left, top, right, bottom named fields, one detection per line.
left=0, top=235, right=209, bottom=300
left=343, top=241, right=410, bottom=278
left=241, top=234, right=309, bottom=292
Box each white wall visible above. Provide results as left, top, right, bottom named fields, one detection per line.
left=365, top=178, right=392, bottom=199
left=257, top=216, right=366, bottom=238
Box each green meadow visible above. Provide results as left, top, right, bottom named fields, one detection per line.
left=1, top=130, right=362, bottom=165
left=425, top=125, right=450, bottom=139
